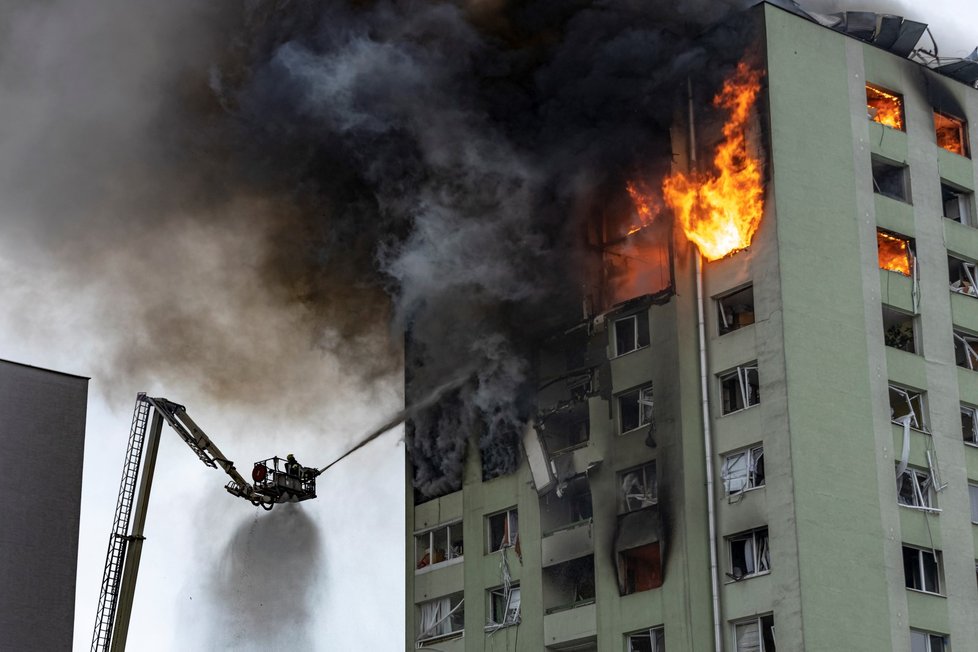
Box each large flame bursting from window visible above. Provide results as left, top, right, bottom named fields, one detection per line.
left=866, top=84, right=904, bottom=131
left=877, top=231, right=912, bottom=276
left=660, top=62, right=765, bottom=261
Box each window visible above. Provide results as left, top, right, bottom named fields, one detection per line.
left=953, top=328, right=978, bottom=370
left=727, top=528, right=770, bottom=580
left=417, top=592, right=464, bottom=645
left=614, top=311, right=650, bottom=356
left=948, top=255, right=978, bottom=297
left=942, top=182, right=973, bottom=225
left=487, top=508, right=518, bottom=553
left=719, top=364, right=759, bottom=415
left=733, top=614, right=776, bottom=652
left=934, top=111, right=968, bottom=156
left=903, top=546, right=942, bottom=594
left=721, top=445, right=765, bottom=495
left=542, top=555, right=595, bottom=613
left=627, top=627, right=666, bottom=652
left=877, top=230, right=913, bottom=275
left=618, top=385, right=654, bottom=434
left=889, top=385, right=926, bottom=430
left=867, top=83, right=904, bottom=130
left=882, top=306, right=917, bottom=353
left=487, top=584, right=520, bottom=628
left=970, top=484, right=978, bottom=524
left=618, top=542, right=662, bottom=594
left=911, top=629, right=949, bottom=652
left=872, top=158, right=911, bottom=202
left=619, top=462, right=657, bottom=512
left=897, top=467, right=936, bottom=510
left=718, top=285, right=755, bottom=335
left=962, top=404, right=978, bottom=444
left=415, top=522, right=463, bottom=570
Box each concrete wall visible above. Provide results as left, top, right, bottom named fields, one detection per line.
left=0, top=359, right=88, bottom=652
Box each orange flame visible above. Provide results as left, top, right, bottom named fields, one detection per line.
left=625, top=181, right=662, bottom=235
left=660, top=61, right=765, bottom=261
left=866, top=84, right=904, bottom=131
left=877, top=231, right=911, bottom=276
left=935, top=111, right=967, bottom=156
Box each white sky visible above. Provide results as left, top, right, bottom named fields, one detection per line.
left=1, top=2, right=976, bottom=651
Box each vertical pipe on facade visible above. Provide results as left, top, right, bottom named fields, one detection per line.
left=689, top=76, right=724, bottom=652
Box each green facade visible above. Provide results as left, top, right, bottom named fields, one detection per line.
left=407, top=4, right=978, bottom=650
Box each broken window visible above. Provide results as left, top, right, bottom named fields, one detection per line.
left=618, top=385, right=654, bottom=434
left=911, top=630, right=949, bottom=652
left=948, top=255, right=978, bottom=297
left=962, top=404, right=978, bottom=444
left=487, top=584, right=520, bottom=627
left=882, top=306, right=917, bottom=353
left=727, top=528, right=770, bottom=580
left=626, top=627, right=666, bottom=652
left=942, top=182, right=973, bottom=225
left=487, top=508, right=518, bottom=553
left=614, top=310, right=650, bottom=356
left=734, top=614, right=776, bottom=652
left=540, top=475, right=592, bottom=533
left=540, top=401, right=589, bottom=454
left=888, top=385, right=926, bottom=430
left=417, top=592, right=464, bottom=645
left=718, top=285, right=755, bottom=335
left=872, top=158, right=911, bottom=203
left=877, top=230, right=913, bottom=276
left=415, top=521, right=464, bottom=570
left=896, top=467, right=936, bottom=510
left=934, top=111, right=969, bottom=157
left=903, top=546, right=942, bottom=594
left=721, top=445, right=765, bottom=495
left=542, top=555, right=595, bottom=613
left=619, top=462, right=657, bottom=512
left=867, top=83, right=905, bottom=130
left=719, top=364, right=759, bottom=415
left=953, top=328, right=978, bottom=370
left=615, top=508, right=663, bottom=595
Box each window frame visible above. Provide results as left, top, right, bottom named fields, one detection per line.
left=414, top=520, right=464, bottom=572
left=717, top=284, right=755, bottom=336
left=726, top=527, right=771, bottom=581
left=732, top=614, right=776, bottom=652
left=948, top=254, right=978, bottom=297
left=618, top=461, right=658, bottom=513
left=877, top=229, right=915, bottom=276
left=416, top=591, right=465, bottom=646
left=866, top=83, right=905, bottom=131
left=896, top=466, right=937, bottom=512
left=486, top=508, right=518, bottom=554
left=721, top=444, right=765, bottom=496
left=941, top=181, right=974, bottom=226
left=617, top=384, right=654, bottom=435
left=625, top=626, right=666, bottom=652
left=889, top=384, right=927, bottom=432
left=902, top=545, right=942, bottom=595
left=953, top=328, right=978, bottom=371
left=486, top=584, right=521, bottom=629
left=969, top=483, right=978, bottom=525
left=613, top=310, right=650, bottom=357
left=934, top=110, right=969, bottom=157
left=962, top=404, right=978, bottom=446
left=719, top=364, right=760, bottom=416
left=910, top=628, right=950, bottom=652
left=872, top=157, right=912, bottom=203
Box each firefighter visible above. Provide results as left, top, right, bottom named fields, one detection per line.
left=286, top=453, right=302, bottom=478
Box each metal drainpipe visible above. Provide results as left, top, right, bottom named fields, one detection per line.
left=689, top=76, right=724, bottom=652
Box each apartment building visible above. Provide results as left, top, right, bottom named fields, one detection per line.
left=406, top=3, right=978, bottom=650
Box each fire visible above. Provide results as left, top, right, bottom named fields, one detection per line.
left=660, top=61, right=765, bottom=261
left=866, top=84, right=904, bottom=131
left=935, top=111, right=967, bottom=156
left=625, top=182, right=662, bottom=235
left=877, top=231, right=911, bottom=276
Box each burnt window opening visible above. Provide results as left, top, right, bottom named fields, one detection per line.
left=721, top=445, right=765, bottom=496
left=540, top=475, right=592, bottom=533
left=953, top=328, right=978, bottom=371
left=888, top=384, right=926, bottom=430
left=911, top=630, right=949, bottom=652
left=969, top=484, right=978, bottom=524
left=734, top=615, right=776, bottom=652
left=934, top=111, right=969, bottom=157
left=718, top=285, right=755, bottom=335
left=626, top=627, right=666, bottom=652
left=897, top=466, right=936, bottom=510
left=417, top=592, right=464, bottom=646
left=877, top=230, right=914, bottom=276
left=614, top=310, right=650, bottom=357
left=619, top=462, right=657, bottom=513
left=872, top=158, right=911, bottom=203
left=882, top=306, right=918, bottom=353
left=962, top=404, right=978, bottom=444
left=542, top=555, right=595, bottom=614
left=866, top=84, right=905, bottom=130
left=618, top=385, right=654, bottom=434
left=719, top=364, right=759, bottom=415
left=487, top=584, right=520, bottom=628
left=942, top=182, right=974, bottom=225
left=540, top=402, right=590, bottom=455
left=903, top=545, right=942, bottom=594
left=618, top=542, right=662, bottom=595
left=415, top=521, right=463, bottom=570
left=727, top=527, right=770, bottom=580
left=948, top=255, right=978, bottom=297
left=486, top=508, right=518, bottom=553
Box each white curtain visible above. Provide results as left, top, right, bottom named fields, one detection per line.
left=418, top=597, right=450, bottom=638
left=735, top=621, right=761, bottom=652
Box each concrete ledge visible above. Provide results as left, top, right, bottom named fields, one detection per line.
left=868, top=121, right=908, bottom=163
left=937, top=148, right=974, bottom=191
left=875, top=194, right=915, bottom=237
left=543, top=601, right=596, bottom=648
left=541, top=520, right=594, bottom=568
left=944, top=219, right=978, bottom=260
left=906, top=587, right=949, bottom=635
left=880, top=269, right=915, bottom=313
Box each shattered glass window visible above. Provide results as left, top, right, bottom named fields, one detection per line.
left=618, top=385, right=653, bottom=433
left=888, top=385, right=925, bottom=430
left=867, top=83, right=904, bottom=130
left=719, top=364, right=759, bottom=414
left=614, top=310, right=650, bottom=356
left=896, top=467, right=935, bottom=510
left=488, top=585, right=520, bottom=626
left=734, top=614, right=776, bottom=652
left=619, top=462, right=657, bottom=512
left=728, top=528, right=770, bottom=580
left=722, top=445, right=765, bottom=495
left=962, top=404, right=978, bottom=444
left=487, top=508, right=518, bottom=553
left=627, top=627, right=666, bottom=652
left=953, top=329, right=978, bottom=370
left=934, top=111, right=968, bottom=157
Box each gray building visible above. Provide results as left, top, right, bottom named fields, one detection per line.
left=0, top=359, right=88, bottom=651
